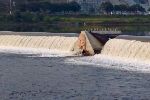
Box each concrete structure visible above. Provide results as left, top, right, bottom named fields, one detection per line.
left=78, top=31, right=103, bottom=55
left=0, top=31, right=103, bottom=55
left=102, top=35, right=150, bottom=61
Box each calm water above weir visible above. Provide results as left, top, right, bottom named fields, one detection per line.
left=0, top=23, right=150, bottom=36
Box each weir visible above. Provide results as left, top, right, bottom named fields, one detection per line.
left=0, top=34, right=79, bottom=54
left=90, top=31, right=121, bottom=45
left=101, top=35, right=150, bottom=61
left=0, top=31, right=150, bottom=61
left=0, top=31, right=104, bottom=55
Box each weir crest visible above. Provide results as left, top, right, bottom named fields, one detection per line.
left=101, top=38, right=150, bottom=61
left=0, top=35, right=78, bottom=54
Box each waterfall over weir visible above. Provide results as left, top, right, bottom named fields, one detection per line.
left=0, top=34, right=78, bottom=54
left=2, top=31, right=150, bottom=61
left=0, top=31, right=103, bottom=55
left=101, top=36, right=150, bottom=61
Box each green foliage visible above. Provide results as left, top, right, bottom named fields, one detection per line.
left=0, top=1, right=8, bottom=14
left=100, top=2, right=146, bottom=14
left=128, top=4, right=146, bottom=12
left=114, top=5, right=128, bottom=12
left=43, top=16, right=52, bottom=23
left=100, top=2, right=113, bottom=14
left=17, top=1, right=81, bottom=13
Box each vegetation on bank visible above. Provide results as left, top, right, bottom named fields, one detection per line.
left=0, top=13, right=150, bottom=25
left=0, top=14, right=150, bottom=32
left=0, top=1, right=150, bottom=32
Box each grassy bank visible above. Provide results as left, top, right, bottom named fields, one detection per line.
left=42, top=15, right=150, bottom=24
left=0, top=14, right=150, bottom=24
left=0, top=14, right=150, bottom=32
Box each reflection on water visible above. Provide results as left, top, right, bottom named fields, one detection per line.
left=0, top=23, right=150, bottom=36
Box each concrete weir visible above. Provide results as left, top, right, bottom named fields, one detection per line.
left=77, top=31, right=103, bottom=55
left=79, top=31, right=150, bottom=61
left=0, top=31, right=103, bottom=55
left=101, top=35, right=150, bottom=61
left=0, top=31, right=150, bottom=61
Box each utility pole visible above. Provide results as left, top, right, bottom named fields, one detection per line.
left=9, top=0, right=12, bottom=15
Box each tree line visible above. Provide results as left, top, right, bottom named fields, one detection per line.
left=0, top=0, right=150, bottom=15
left=18, top=1, right=81, bottom=13
left=100, top=2, right=147, bottom=14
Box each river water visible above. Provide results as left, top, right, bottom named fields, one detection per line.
left=0, top=23, right=150, bottom=35
left=0, top=52, right=150, bottom=100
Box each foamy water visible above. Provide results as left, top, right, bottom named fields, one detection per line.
left=102, top=39, right=150, bottom=61
left=67, top=54, right=150, bottom=73
left=1, top=46, right=149, bottom=73
left=0, top=35, right=80, bottom=57
left=0, top=34, right=150, bottom=72
left=0, top=46, right=76, bottom=57
left=0, top=35, right=78, bottom=53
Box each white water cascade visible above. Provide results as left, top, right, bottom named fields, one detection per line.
left=101, top=39, right=150, bottom=61
left=0, top=35, right=78, bottom=54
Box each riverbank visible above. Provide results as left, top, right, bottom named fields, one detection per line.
left=52, top=15, right=150, bottom=24
left=0, top=15, right=150, bottom=32
left=1, top=14, right=150, bottom=24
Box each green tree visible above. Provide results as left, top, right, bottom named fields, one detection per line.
left=128, top=4, right=145, bottom=13
left=148, top=8, right=150, bottom=11
left=100, top=2, right=114, bottom=14
left=69, top=2, right=81, bottom=12
left=17, top=1, right=80, bottom=14
left=114, top=4, right=128, bottom=14
left=0, top=1, right=9, bottom=14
